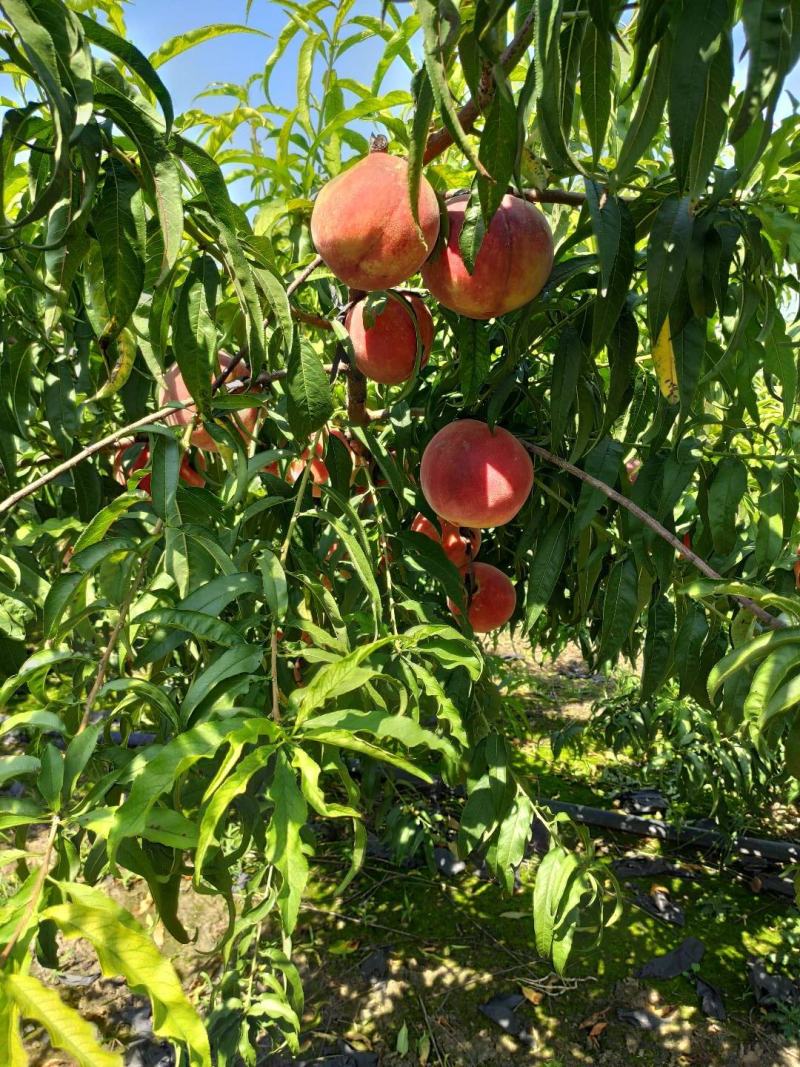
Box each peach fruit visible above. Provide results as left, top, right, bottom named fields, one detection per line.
left=410, top=512, right=481, bottom=568
left=345, top=293, right=434, bottom=385
left=310, top=152, right=440, bottom=291
left=448, top=562, right=516, bottom=633
left=159, top=353, right=260, bottom=452
left=113, top=443, right=206, bottom=495
left=420, top=420, right=533, bottom=528
left=421, top=193, right=553, bottom=319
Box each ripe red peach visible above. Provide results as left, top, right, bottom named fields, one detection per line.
left=310, top=152, right=440, bottom=291
left=448, top=562, right=516, bottom=633
left=420, top=420, right=533, bottom=528
left=159, top=354, right=260, bottom=451
left=113, top=443, right=206, bottom=495
left=345, top=293, right=434, bottom=385
left=421, top=193, right=553, bottom=319
left=410, top=512, right=481, bottom=567
left=286, top=439, right=329, bottom=495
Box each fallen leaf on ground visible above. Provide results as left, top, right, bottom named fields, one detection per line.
left=520, top=986, right=544, bottom=1005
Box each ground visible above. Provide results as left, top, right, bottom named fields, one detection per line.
left=6, top=644, right=800, bottom=1066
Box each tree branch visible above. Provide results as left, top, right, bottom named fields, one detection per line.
left=292, top=306, right=334, bottom=331
left=0, top=406, right=177, bottom=519
left=423, top=9, right=536, bottom=165
left=287, top=254, right=323, bottom=297
left=525, top=442, right=784, bottom=632
left=522, top=188, right=587, bottom=207
left=0, top=814, right=59, bottom=965
left=77, top=520, right=163, bottom=734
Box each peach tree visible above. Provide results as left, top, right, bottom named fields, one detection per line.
left=0, top=0, right=799, bottom=1062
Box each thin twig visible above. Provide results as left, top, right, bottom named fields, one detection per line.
left=0, top=405, right=177, bottom=518
left=77, top=521, right=163, bottom=734
left=0, top=815, right=59, bottom=966
left=423, top=8, right=536, bottom=165
left=522, top=188, right=587, bottom=207
left=525, top=442, right=784, bottom=631
left=286, top=254, right=324, bottom=297
left=212, top=351, right=246, bottom=392
left=271, top=433, right=324, bottom=720
left=417, top=992, right=445, bottom=1066
left=292, top=306, right=334, bottom=332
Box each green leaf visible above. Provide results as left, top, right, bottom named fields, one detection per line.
left=674, top=603, right=709, bottom=698
left=417, top=0, right=487, bottom=175
left=301, top=707, right=456, bottom=761
left=37, top=743, right=63, bottom=809
left=172, top=255, right=218, bottom=418
left=668, top=0, right=731, bottom=195
left=286, top=340, right=333, bottom=441
left=762, top=670, right=800, bottom=725
left=707, top=628, right=800, bottom=702
left=149, top=24, right=270, bottom=68
left=171, top=136, right=266, bottom=370
left=72, top=493, right=142, bottom=554
left=408, top=67, right=435, bottom=227
left=550, top=325, right=583, bottom=448
left=45, top=885, right=210, bottom=1067
left=0, top=1, right=74, bottom=229
left=0, top=754, right=41, bottom=787
left=181, top=645, right=263, bottom=725
left=580, top=20, right=612, bottom=163
left=535, top=0, right=585, bottom=175
left=755, top=483, right=784, bottom=573
left=764, top=314, right=798, bottom=423
left=94, top=159, right=147, bottom=338
left=195, top=740, right=279, bottom=879
left=93, top=82, right=183, bottom=277
left=136, top=573, right=261, bottom=663
left=150, top=435, right=181, bottom=526
left=2, top=973, right=121, bottom=1066
left=707, top=457, right=747, bottom=556
left=673, top=315, right=706, bottom=416
left=589, top=196, right=635, bottom=355
left=43, top=572, right=85, bottom=640
left=266, top=750, right=308, bottom=935
left=62, top=723, right=101, bottom=802
left=598, top=557, right=639, bottom=663
left=526, top=512, right=571, bottom=630
left=573, top=437, right=624, bottom=535
left=786, top=714, right=800, bottom=778
left=491, top=790, right=534, bottom=894
left=78, top=13, right=173, bottom=133
left=457, top=318, right=491, bottom=404
left=136, top=609, right=245, bottom=649
left=603, top=300, right=638, bottom=429
left=744, top=644, right=800, bottom=724
left=0, top=710, right=65, bottom=738
left=458, top=184, right=487, bottom=275
left=477, top=67, right=518, bottom=222
left=108, top=718, right=251, bottom=862
left=0, top=650, right=83, bottom=712
left=99, top=679, right=180, bottom=730
left=647, top=196, right=693, bottom=344
left=641, top=595, right=676, bottom=699
left=614, top=35, right=671, bottom=184
left=315, top=510, right=381, bottom=620
left=533, top=842, right=579, bottom=963
left=730, top=0, right=793, bottom=142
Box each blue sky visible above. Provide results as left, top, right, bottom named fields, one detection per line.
left=122, top=0, right=799, bottom=135
left=124, top=0, right=409, bottom=119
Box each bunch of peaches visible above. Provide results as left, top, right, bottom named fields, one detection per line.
left=122, top=145, right=554, bottom=634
